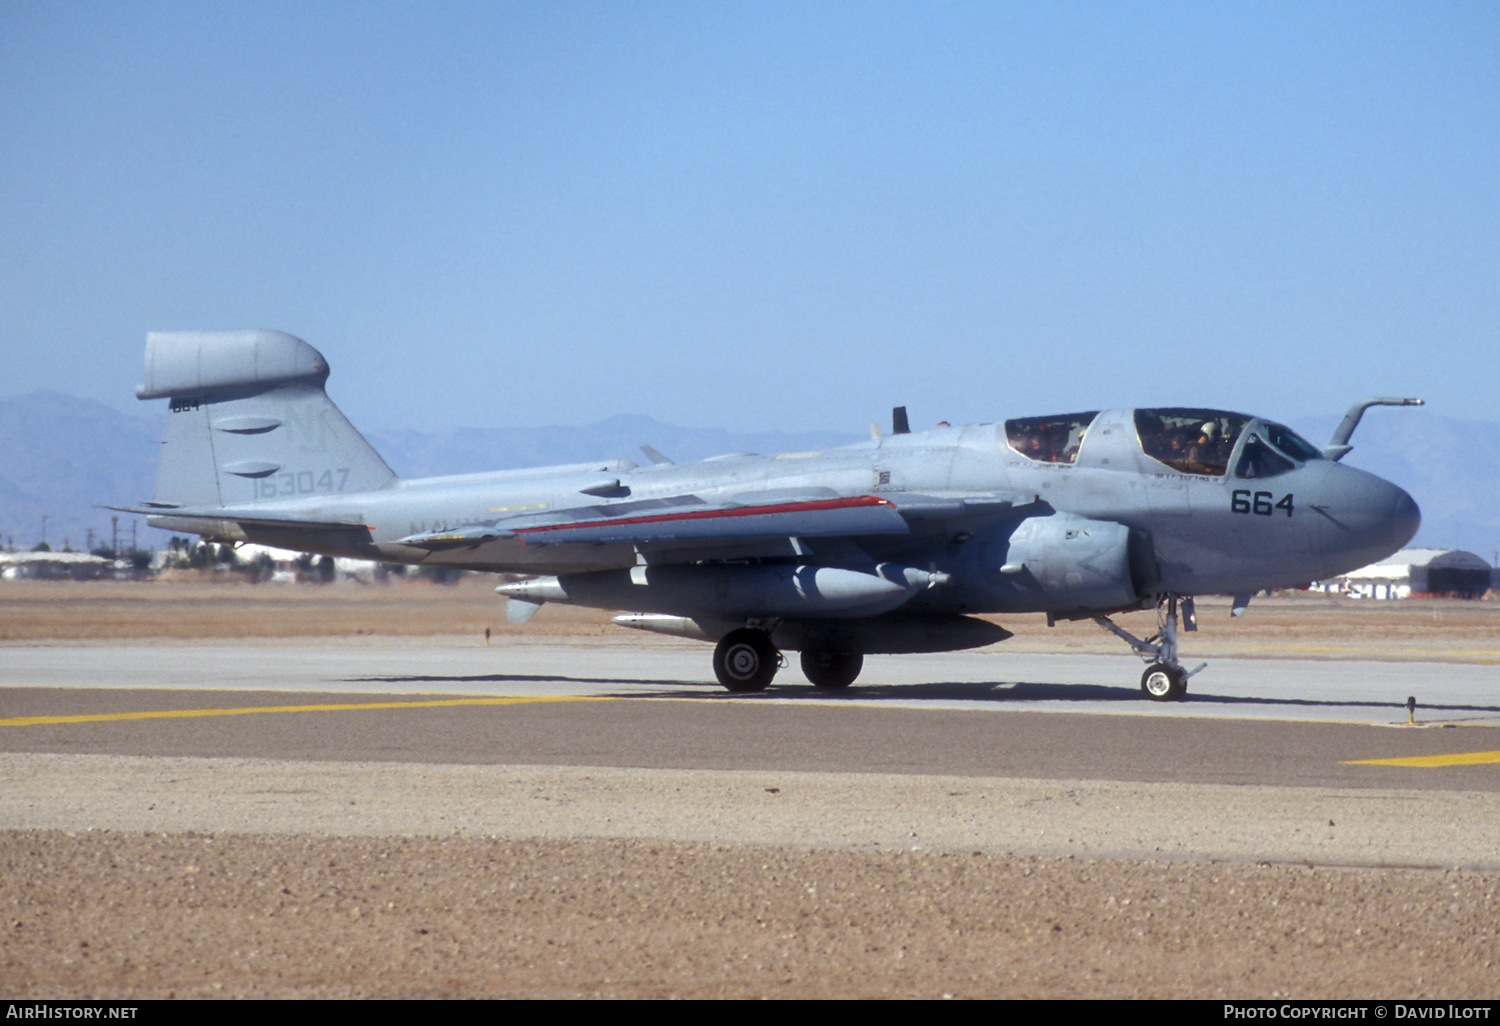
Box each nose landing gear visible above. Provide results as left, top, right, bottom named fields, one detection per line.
left=1093, top=595, right=1206, bottom=702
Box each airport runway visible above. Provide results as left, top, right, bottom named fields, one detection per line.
left=3, top=640, right=1498, bottom=870
left=5, top=638, right=1499, bottom=719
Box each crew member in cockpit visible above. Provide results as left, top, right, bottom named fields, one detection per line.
left=1186, top=422, right=1226, bottom=475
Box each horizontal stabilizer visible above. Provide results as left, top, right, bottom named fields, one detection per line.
left=104, top=504, right=371, bottom=533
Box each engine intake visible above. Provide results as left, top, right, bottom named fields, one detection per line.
left=998, top=512, right=1157, bottom=612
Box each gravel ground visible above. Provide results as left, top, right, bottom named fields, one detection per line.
left=2, top=757, right=1498, bottom=1000
left=4, top=830, right=1498, bottom=999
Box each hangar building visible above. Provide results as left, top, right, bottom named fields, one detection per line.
left=1332, top=548, right=1494, bottom=599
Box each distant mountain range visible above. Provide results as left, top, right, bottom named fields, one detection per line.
left=2, top=391, right=1494, bottom=562
left=0, top=392, right=855, bottom=554
left=0, top=391, right=167, bottom=554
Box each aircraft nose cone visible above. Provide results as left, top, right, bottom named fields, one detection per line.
left=1390, top=486, right=1421, bottom=551
left=1319, top=467, right=1421, bottom=570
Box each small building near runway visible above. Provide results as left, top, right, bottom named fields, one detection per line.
left=0, top=551, right=114, bottom=580
left=1327, top=548, right=1494, bottom=599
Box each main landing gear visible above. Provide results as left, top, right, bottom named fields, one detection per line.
left=711, top=629, right=865, bottom=692
left=799, top=649, right=863, bottom=690
left=712, top=629, right=779, bottom=692
left=1092, top=595, right=1206, bottom=702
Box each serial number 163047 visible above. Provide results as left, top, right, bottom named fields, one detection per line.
left=257, top=468, right=351, bottom=498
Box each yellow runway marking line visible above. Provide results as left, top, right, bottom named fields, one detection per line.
left=0, top=695, right=613, bottom=728
left=1230, top=644, right=1500, bottom=661
left=1345, top=750, right=1500, bottom=768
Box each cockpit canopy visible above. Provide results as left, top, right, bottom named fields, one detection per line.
left=1233, top=419, right=1325, bottom=479
left=1134, top=408, right=1248, bottom=476
left=1004, top=412, right=1098, bottom=465
left=1133, top=408, right=1323, bottom=478
left=1004, top=408, right=1324, bottom=479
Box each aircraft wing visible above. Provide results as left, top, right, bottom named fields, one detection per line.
left=398, top=493, right=912, bottom=550
left=516, top=494, right=910, bottom=546
left=882, top=492, right=1039, bottom=518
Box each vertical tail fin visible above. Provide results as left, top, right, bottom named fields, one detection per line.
left=137, top=330, right=396, bottom=510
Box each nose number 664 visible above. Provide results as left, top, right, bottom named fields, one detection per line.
left=1231, top=490, right=1294, bottom=517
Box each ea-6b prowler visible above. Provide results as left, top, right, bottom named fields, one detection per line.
left=117, top=330, right=1422, bottom=700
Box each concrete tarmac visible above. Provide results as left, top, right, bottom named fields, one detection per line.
left=3, top=640, right=1498, bottom=871
left=5, top=638, right=1499, bottom=719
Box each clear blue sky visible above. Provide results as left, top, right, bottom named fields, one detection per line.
left=3, top=1, right=1496, bottom=435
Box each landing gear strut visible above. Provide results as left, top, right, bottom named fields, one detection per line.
left=1093, top=595, right=1205, bottom=702
left=712, top=628, right=780, bottom=692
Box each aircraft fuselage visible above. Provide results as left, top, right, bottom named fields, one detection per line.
left=151, top=408, right=1417, bottom=611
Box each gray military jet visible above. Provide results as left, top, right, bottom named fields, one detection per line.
left=117, top=330, right=1421, bottom=700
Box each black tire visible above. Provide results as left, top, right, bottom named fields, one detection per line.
left=800, top=649, right=863, bottom=689
left=713, top=629, right=778, bottom=692
left=1140, top=662, right=1187, bottom=702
